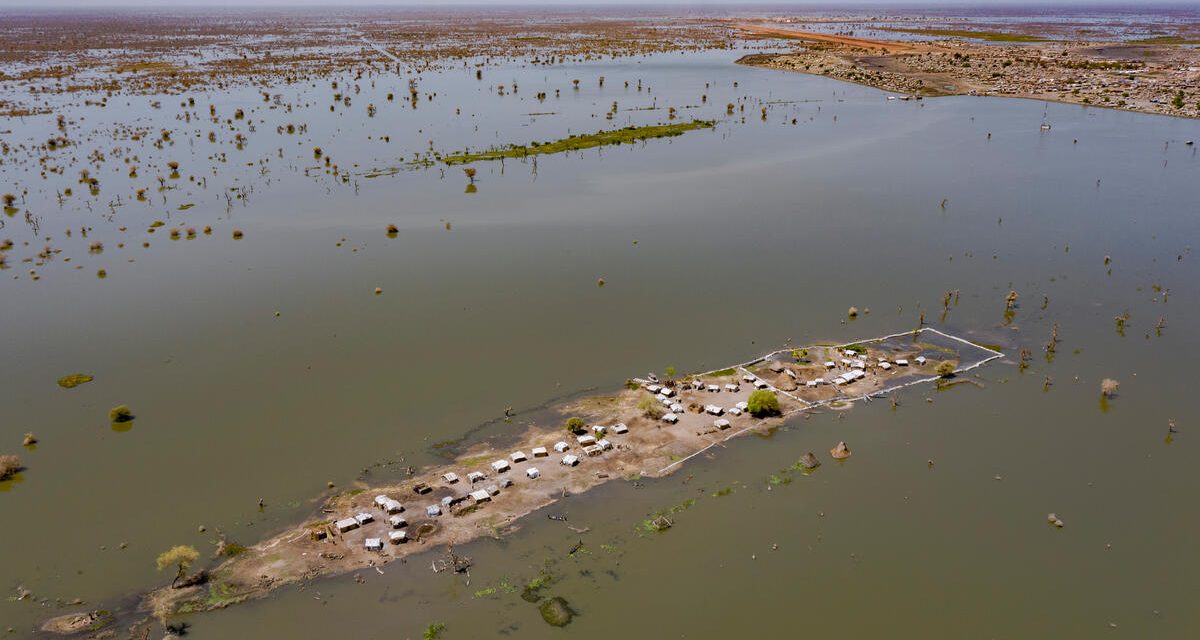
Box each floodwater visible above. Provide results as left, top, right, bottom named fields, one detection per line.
left=2, top=45, right=1199, bottom=639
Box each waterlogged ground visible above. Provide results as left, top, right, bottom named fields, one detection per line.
left=2, top=41, right=1200, bottom=639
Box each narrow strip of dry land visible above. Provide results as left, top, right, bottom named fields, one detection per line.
left=42, top=328, right=1000, bottom=635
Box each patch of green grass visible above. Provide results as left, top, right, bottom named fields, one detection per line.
left=438, top=121, right=715, bottom=165
left=177, top=203, right=195, bottom=210
left=712, top=486, right=734, bottom=497
left=880, top=27, right=1049, bottom=42
left=178, top=580, right=253, bottom=613
left=521, top=573, right=553, bottom=602
left=423, top=622, right=446, bottom=640
left=1129, top=35, right=1200, bottom=45
left=703, top=367, right=737, bottom=377
left=221, top=543, right=248, bottom=558
left=767, top=474, right=792, bottom=486
left=843, top=344, right=867, bottom=355
left=346, top=488, right=366, bottom=496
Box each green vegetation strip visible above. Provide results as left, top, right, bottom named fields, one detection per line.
left=1129, top=36, right=1200, bottom=45
left=438, top=121, right=715, bottom=165
left=879, top=27, right=1049, bottom=43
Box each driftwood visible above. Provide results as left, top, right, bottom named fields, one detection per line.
left=568, top=540, right=585, bottom=556
left=432, top=546, right=472, bottom=574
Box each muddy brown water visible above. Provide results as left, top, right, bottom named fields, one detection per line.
left=1, top=41, right=1198, bottom=639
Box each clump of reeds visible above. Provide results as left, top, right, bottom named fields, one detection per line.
left=232, top=229, right=244, bottom=239
left=386, top=224, right=398, bottom=235
left=89, top=241, right=103, bottom=253
left=2, top=193, right=15, bottom=207
left=847, top=306, right=858, bottom=318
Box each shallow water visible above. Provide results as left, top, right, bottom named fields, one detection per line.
left=2, top=45, right=1199, bottom=638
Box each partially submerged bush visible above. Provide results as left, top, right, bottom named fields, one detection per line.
left=109, top=405, right=134, bottom=423
left=1100, top=378, right=1120, bottom=398
left=539, top=596, right=575, bottom=627
left=747, top=389, right=781, bottom=417
left=0, top=454, right=21, bottom=480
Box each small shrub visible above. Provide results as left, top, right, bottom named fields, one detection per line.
left=638, top=395, right=664, bottom=419
left=564, top=417, right=586, bottom=433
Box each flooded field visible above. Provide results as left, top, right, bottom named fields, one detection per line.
left=2, top=7, right=1199, bottom=640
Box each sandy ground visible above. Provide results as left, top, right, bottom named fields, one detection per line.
left=735, top=22, right=1200, bottom=118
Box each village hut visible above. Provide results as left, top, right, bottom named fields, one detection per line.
left=532, top=446, right=549, bottom=457
left=388, top=530, right=407, bottom=544
left=526, top=467, right=541, bottom=479
left=335, top=518, right=359, bottom=533
left=364, top=538, right=384, bottom=552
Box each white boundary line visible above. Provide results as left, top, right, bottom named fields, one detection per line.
left=655, top=328, right=1003, bottom=474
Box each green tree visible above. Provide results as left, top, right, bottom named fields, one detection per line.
left=664, top=366, right=676, bottom=378
left=156, top=545, right=200, bottom=588
left=747, top=390, right=781, bottom=417
left=935, top=361, right=957, bottom=377
left=564, top=417, right=586, bottom=434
